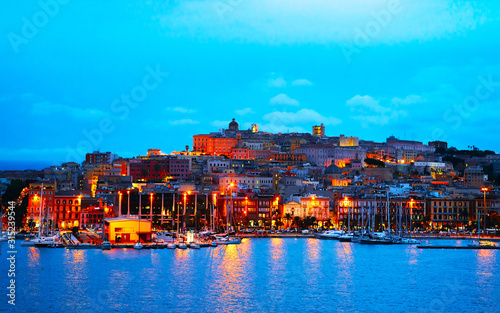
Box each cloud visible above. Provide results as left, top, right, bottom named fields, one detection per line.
left=347, top=94, right=421, bottom=127
left=267, top=77, right=287, bottom=88
left=167, top=106, right=196, bottom=113
left=235, top=108, right=255, bottom=115
left=269, top=94, right=300, bottom=106
left=391, top=95, right=423, bottom=106
left=154, top=1, right=490, bottom=45
left=30, top=101, right=108, bottom=119
left=261, top=108, right=342, bottom=133
left=169, top=119, right=199, bottom=125
left=292, top=79, right=313, bottom=86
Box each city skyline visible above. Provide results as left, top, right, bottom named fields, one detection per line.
left=2, top=1, right=500, bottom=170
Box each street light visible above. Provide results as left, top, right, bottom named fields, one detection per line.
left=481, top=187, right=489, bottom=233
left=118, top=192, right=122, bottom=217
left=343, top=196, right=351, bottom=232
left=127, top=190, right=130, bottom=216
left=150, top=192, right=154, bottom=223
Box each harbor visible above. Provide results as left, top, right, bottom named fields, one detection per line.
left=2, top=237, right=499, bottom=312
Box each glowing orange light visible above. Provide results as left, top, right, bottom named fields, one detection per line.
left=127, top=190, right=130, bottom=195
left=187, top=190, right=192, bottom=195
left=481, top=187, right=489, bottom=192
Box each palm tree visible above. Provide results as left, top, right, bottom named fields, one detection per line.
left=293, top=216, right=301, bottom=228
left=284, top=213, right=292, bottom=228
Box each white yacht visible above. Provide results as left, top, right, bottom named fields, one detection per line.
left=133, top=242, right=143, bottom=250
left=316, top=230, right=343, bottom=240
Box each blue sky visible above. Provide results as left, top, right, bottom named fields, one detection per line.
left=1, top=0, right=500, bottom=169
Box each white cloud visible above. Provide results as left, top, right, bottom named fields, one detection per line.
left=30, top=101, right=108, bottom=119
left=153, top=1, right=490, bottom=45
left=267, top=77, right=287, bottom=88
left=261, top=108, right=342, bottom=133
left=169, top=119, right=199, bottom=125
left=235, top=108, right=255, bottom=115
left=167, top=106, right=196, bottom=113
left=347, top=94, right=419, bottom=127
left=391, top=95, right=423, bottom=106
left=292, top=79, right=313, bottom=86
left=269, top=94, right=300, bottom=106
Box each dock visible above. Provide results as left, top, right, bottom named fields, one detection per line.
left=417, top=245, right=500, bottom=250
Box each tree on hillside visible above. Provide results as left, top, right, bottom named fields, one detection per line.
left=1, top=180, right=33, bottom=230
left=364, top=158, right=385, bottom=168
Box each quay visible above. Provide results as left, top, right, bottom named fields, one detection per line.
left=418, top=245, right=500, bottom=250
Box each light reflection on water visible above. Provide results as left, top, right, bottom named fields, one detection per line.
left=2, top=239, right=500, bottom=313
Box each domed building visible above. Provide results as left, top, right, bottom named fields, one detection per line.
left=324, top=163, right=350, bottom=187
left=325, top=163, right=341, bottom=175
left=229, top=118, right=239, bottom=131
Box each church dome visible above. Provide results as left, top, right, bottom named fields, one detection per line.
left=325, top=163, right=341, bottom=174
left=229, top=118, right=239, bottom=131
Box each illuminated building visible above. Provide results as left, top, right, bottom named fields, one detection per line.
left=219, top=176, right=273, bottom=191
left=464, top=166, right=484, bottom=187
left=284, top=194, right=330, bottom=224
left=216, top=194, right=278, bottom=228
left=312, top=123, right=325, bottom=137
left=339, top=135, right=359, bottom=147
left=231, top=148, right=271, bottom=160
left=193, top=134, right=238, bottom=156
left=335, top=197, right=427, bottom=230
left=270, top=153, right=307, bottom=165
left=85, top=150, right=114, bottom=164
left=105, top=217, right=152, bottom=244
left=54, top=194, right=83, bottom=229
left=129, top=157, right=189, bottom=181
left=25, top=182, right=56, bottom=230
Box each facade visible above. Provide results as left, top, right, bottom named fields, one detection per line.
left=217, top=194, right=279, bottom=228
left=312, top=123, right=325, bottom=137
left=193, top=135, right=238, bottom=156
left=284, top=195, right=330, bottom=222
left=339, top=135, right=359, bottom=147
left=464, top=166, right=484, bottom=187
left=386, top=136, right=435, bottom=153
left=26, top=182, right=56, bottom=230
left=428, top=198, right=473, bottom=229
left=105, top=217, right=152, bottom=244
left=129, top=157, right=189, bottom=181
left=334, top=197, right=427, bottom=231
left=85, top=151, right=113, bottom=164
left=428, top=141, right=448, bottom=150
left=219, top=176, right=273, bottom=191
left=231, top=148, right=271, bottom=160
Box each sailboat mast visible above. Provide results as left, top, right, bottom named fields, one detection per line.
left=139, top=192, right=141, bottom=243
left=386, top=192, right=390, bottom=232
left=38, top=183, right=44, bottom=238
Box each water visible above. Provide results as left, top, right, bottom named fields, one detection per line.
left=1, top=239, right=499, bottom=313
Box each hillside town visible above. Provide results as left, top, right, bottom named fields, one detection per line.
left=2, top=119, right=500, bottom=243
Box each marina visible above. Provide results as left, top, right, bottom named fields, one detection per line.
left=2, top=237, right=499, bottom=312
